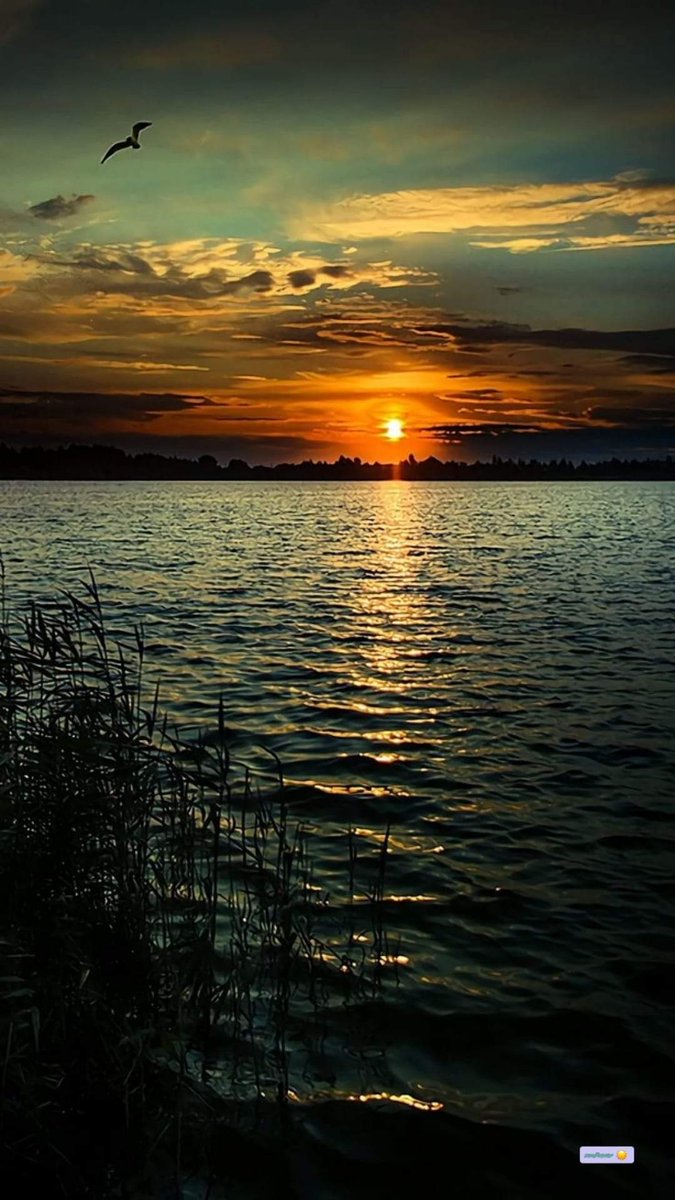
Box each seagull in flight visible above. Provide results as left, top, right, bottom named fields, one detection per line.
left=101, top=121, right=152, bottom=164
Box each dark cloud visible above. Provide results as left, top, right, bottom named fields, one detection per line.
left=421, top=424, right=675, bottom=462
left=48, top=249, right=275, bottom=300
left=157, top=266, right=274, bottom=299
left=508, top=369, right=561, bottom=377
left=28, top=194, right=95, bottom=221
left=619, top=354, right=675, bottom=373
left=0, top=387, right=213, bottom=426
left=446, top=370, right=495, bottom=378
left=267, top=307, right=434, bottom=352
left=585, top=405, right=675, bottom=427
left=318, top=327, right=401, bottom=345
left=287, top=265, right=351, bottom=289
left=203, top=413, right=278, bottom=422
left=424, top=422, right=544, bottom=439
left=64, top=250, right=156, bottom=274
left=421, top=321, right=675, bottom=358
left=288, top=269, right=316, bottom=289
left=244, top=311, right=675, bottom=389
left=422, top=386, right=675, bottom=454
left=20, top=0, right=672, bottom=97
left=450, top=388, right=504, bottom=400
left=496, top=286, right=527, bottom=296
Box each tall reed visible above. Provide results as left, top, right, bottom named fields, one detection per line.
left=0, top=569, right=393, bottom=1196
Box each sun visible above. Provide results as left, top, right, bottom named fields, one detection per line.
left=385, top=418, right=404, bottom=441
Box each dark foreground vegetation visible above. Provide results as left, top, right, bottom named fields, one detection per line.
left=0, top=569, right=396, bottom=1197
left=2, top=442, right=675, bottom=481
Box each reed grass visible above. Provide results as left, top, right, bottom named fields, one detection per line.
left=0, top=565, right=394, bottom=1197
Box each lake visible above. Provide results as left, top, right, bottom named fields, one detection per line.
left=1, top=479, right=674, bottom=1194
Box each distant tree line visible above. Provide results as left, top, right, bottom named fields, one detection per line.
left=1, top=442, right=674, bottom=480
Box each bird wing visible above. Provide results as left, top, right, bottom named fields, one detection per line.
left=101, top=140, right=129, bottom=164
left=132, top=121, right=152, bottom=140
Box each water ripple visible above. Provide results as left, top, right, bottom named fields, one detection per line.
left=1, top=478, right=674, bottom=1175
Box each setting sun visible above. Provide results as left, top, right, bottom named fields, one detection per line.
left=385, top=419, right=404, bottom=441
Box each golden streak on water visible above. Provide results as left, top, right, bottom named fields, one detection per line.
left=351, top=1092, right=443, bottom=1112
left=349, top=892, right=440, bottom=904
left=297, top=781, right=403, bottom=798
left=383, top=893, right=439, bottom=903
left=354, top=826, right=441, bottom=854
left=287, top=1090, right=443, bottom=1112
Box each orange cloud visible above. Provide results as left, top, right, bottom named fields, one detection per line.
left=3, top=220, right=673, bottom=458
left=0, top=248, right=41, bottom=284
left=289, top=174, right=675, bottom=251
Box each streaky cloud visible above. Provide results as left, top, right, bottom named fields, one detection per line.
left=290, top=175, right=675, bottom=251
left=421, top=321, right=675, bottom=358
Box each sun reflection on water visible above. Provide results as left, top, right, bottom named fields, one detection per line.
left=348, top=484, right=436, bottom=690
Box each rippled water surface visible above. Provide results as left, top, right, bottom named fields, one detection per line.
left=2, top=479, right=674, bottom=1191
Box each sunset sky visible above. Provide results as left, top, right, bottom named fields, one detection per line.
left=1, top=0, right=674, bottom=463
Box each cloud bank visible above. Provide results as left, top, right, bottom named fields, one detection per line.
left=290, top=174, right=675, bottom=252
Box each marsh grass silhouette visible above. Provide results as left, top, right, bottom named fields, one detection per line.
left=0, top=563, right=393, bottom=1196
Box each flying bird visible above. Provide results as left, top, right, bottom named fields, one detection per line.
left=101, top=122, right=152, bottom=164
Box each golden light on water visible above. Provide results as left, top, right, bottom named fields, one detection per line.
left=287, top=1089, right=444, bottom=1112
left=385, top=418, right=404, bottom=441
left=351, top=1092, right=444, bottom=1112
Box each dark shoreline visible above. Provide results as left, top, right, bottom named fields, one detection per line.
left=2, top=443, right=675, bottom=482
